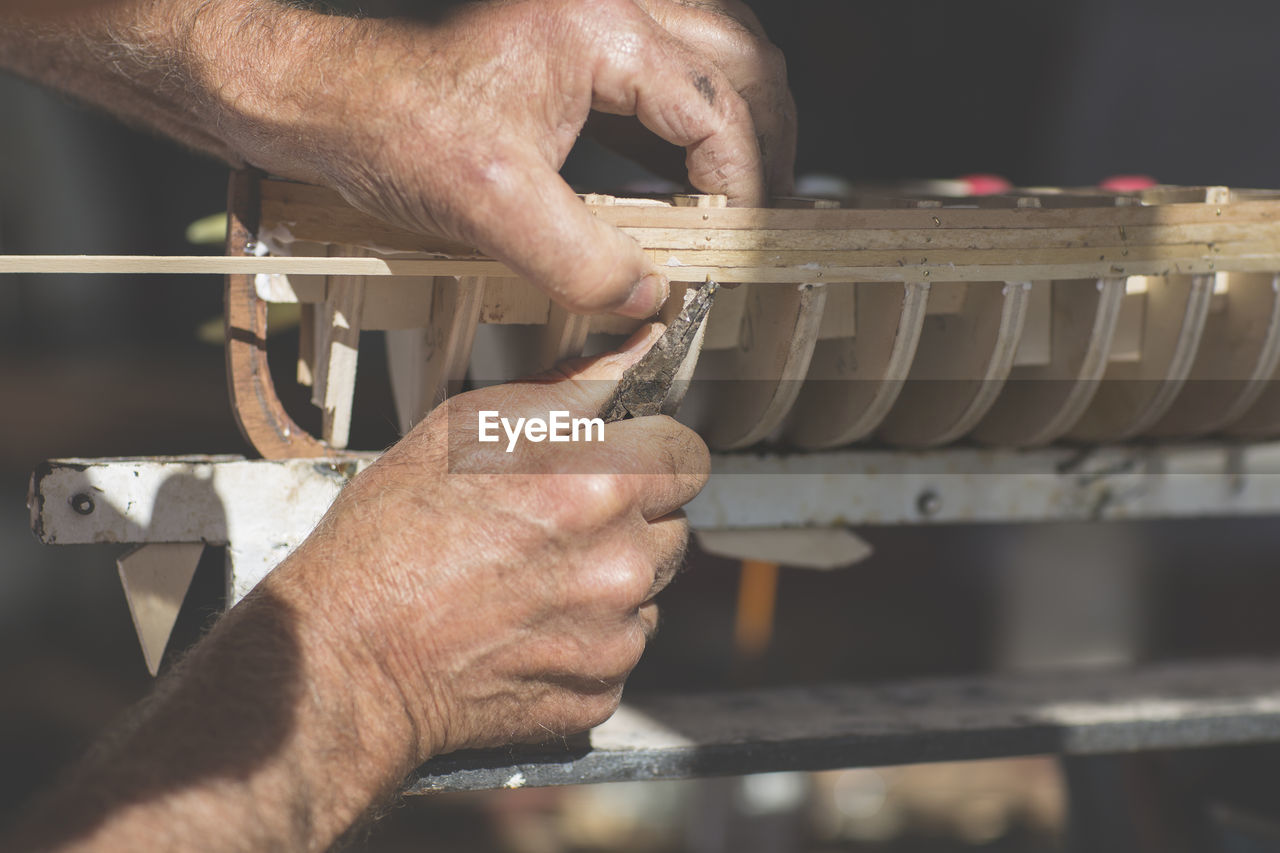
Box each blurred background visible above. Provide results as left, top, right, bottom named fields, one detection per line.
left=5, top=1, right=1280, bottom=850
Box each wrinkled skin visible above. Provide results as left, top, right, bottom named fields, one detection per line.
left=197, top=0, right=795, bottom=316
left=0, top=0, right=790, bottom=846
left=281, top=325, right=710, bottom=759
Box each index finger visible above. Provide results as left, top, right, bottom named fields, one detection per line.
left=590, top=17, right=767, bottom=205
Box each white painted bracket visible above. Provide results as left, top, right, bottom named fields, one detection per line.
left=28, top=442, right=1280, bottom=615
left=30, top=456, right=370, bottom=605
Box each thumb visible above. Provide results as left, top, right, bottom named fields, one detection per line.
left=460, top=154, right=670, bottom=318
left=524, top=323, right=667, bottom=418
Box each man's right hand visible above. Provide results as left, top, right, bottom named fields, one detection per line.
left=4, top=327, right=711, bottom=851
left=184, top=0, right=793, bottom=317
left=271, top=324, right=710, bottom=761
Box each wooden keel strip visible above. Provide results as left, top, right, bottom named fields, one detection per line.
left=7, top=251, right=1280, bottom=284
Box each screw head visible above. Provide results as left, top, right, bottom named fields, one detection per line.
left=916, top=489, right=942, bottom=518
left=70, top=493, right=95, bottom=515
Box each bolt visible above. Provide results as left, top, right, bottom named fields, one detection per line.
left=916, top=489, right=942, bottom=518
left=70, top=493, right=95, bottom=515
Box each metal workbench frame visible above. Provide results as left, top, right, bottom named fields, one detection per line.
left=28, top=441, right=1280, bottom=791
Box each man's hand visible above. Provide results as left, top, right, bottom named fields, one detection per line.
left=0, top=0, right=795, bottom=316
left=6, top=327, right=710, bottom=851
left=282, top=323, right=709, bottom=758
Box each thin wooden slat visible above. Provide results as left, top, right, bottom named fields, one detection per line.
left=311, top=246, right=367, bottom=450
left=972, top=278, right=1127, bottom=447
left=1012, top=281, right=1052, bottom=366
left=386, top=276, right=485, bottom=433
left=260, top=177, right=1280, bottom=234
left=255, top=240, right=327, bottom=303
left=296, top=302, right=316, bottom=387
left=1146, top=272, right=1280, bottom=437
left=876, top=280, right=1031, bottom=448
left=8, top=250, right=1280, bottom=283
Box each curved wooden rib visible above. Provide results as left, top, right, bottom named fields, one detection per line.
left=1066, top=274, right=1214, bottom=442
left=225, top=169, right=330, bottom=459
left=386, top=275, right=486, bottom=434
left=972, top=278, right=1127, bottom=447
left=783, top=281, right=930, bottom=448
left=876, top=280, right=1031, bottom=448
left=1218, top=275, right=1280, bottom=437
left=684, top=282, right=827, bottom=450
left=1146, top=272, right=1280, bottom=437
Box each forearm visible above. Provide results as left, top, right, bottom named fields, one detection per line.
left=0, top=0, right=344, bottom=177
left=6, top=553, right=420, bottom=852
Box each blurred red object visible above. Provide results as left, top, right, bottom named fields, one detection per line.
left=957, top=174, right=1013, bottom=196
left=1099, top=174, right=1157, bottom=192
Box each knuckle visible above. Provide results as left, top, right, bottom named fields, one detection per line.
left=575, top=471, right=633, bottom=520
left=580, top=689, right=624, bottom=730
left=582, top=550, right=653, bottom=611
left=575, top=0, right=642, bottom=22
left=760, top=40, right=788, bottom=76
left=591, top=629, right=647, bottom=682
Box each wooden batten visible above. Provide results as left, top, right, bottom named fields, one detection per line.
left=386, top=276, right=485, bottom=434
left=311, top=245, right=367, bottom=450
left=297, top=302, right=316, bottom=387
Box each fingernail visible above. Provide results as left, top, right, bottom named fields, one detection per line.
left=617, top=273, right=668, bottom=319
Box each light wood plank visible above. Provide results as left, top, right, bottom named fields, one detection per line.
left=386, top=276, right=485, bottom=433
left=312, top=246, right=367, bottom=449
